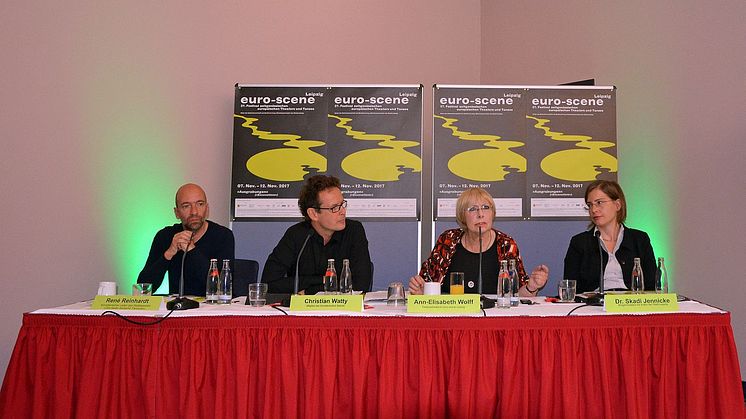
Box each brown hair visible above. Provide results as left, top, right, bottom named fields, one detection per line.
left=298, top=175, right=341, bottom=221
left=585, top=180, right=627, bottom=226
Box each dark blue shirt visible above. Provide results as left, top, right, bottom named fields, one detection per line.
left=137, top=220, right=235, bottom=295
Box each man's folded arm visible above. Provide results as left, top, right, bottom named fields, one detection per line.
left=137, top=230, right=171, bottom=291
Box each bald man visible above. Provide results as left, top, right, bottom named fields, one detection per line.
left=137, top=183, right=235, bottom=295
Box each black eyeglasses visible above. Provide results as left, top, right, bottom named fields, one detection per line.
left=316, top=200, right=347, bottom=213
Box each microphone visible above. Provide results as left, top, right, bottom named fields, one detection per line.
left=586, top=230, right=605, bottom=306
left=167, top=229, right=199, bottom=310
left=477, top=226, right=495, bottom=309
left=264, top=228, right=314, bottom=307
left=478, top=226, right=483, bottom=294
left=294, top=229, right=315, bottom=295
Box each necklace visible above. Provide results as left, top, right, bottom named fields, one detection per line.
left=600, top=225, right=619, bottom=242
left=465, top=230, right=493, bottom=251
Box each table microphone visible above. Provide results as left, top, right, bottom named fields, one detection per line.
left=588, top=230, right=605, bottom=306
left=167, top=229, right=199, bottom=310
left=266, top=228, right=314, bottom=307
left=294, top=229, right=314, bottom=295
left=478, top=226, right=495, bottom=309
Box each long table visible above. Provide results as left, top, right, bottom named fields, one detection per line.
left=0, top=298, right=743, bottom=418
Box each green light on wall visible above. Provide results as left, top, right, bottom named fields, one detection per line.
left=94, top=119, right=182, bottom=295
left=77, top=35, right=187, bottom=295
left=81, top=77, right=184, bottom=295
left=620, top=129, right=673, bottom=289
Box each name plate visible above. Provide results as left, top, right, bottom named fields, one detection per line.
left=604, top=293, right=678, bottom=313
left=92, top=295, right=163, bottom=310
left=407, top=294, right=480, bottom=314
left=290, top=294, right=364, bottom=312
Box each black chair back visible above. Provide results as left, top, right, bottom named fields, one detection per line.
left=232, top=259, right=259, bottom=297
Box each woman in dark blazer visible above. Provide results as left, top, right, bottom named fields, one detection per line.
left=564, top=180, right=656, bottom=293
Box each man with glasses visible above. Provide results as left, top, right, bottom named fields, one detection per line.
left=262, top=175, right=372, bottom=294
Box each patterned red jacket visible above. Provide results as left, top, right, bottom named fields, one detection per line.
left=419, top=228, right=529, bottom=286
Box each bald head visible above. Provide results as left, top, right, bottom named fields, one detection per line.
left=174, top=183, right=209, bottom=231
left=175, top=183, right=207, bottom=206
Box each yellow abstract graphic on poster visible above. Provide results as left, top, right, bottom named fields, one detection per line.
left=235, top=115, right=327, bottom=182
left=434, top=115, right=526, bottom=182
left=328, top=114, right=421, bottom=182
left=527, top=115, right=617, bottom=181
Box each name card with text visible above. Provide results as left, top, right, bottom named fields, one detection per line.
left=290, top=294, right=364, bottom=312
left=92, top=295, right=163, bottom=310
left=604, top=293, right=679, bottom=313
left=408, top=294, right=480, bottom=314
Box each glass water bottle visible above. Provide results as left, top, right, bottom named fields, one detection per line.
left=655, top=257, right=669, bottom=293
left=508, top=259, right=520, bottom=306
left=217, top=259, right=232, bottom=304
left=205, top=258, right=219, bottom=303
left=323, top=259, right=338, bottom=294
left=339, top=259, right=352, bottom=294
left=631, top=257, right=644, bottom=293
left=497, top=260, right=511, bottom=308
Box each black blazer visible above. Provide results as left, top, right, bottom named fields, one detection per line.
left=563, top=227, right=656, bottom=293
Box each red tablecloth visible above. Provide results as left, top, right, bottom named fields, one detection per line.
left=0, top=312, right=743, bottom=419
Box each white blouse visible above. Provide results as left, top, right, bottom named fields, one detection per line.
left=596, top=225, right=627, bottom=290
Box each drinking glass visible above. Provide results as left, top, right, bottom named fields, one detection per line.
left=387, top=282, right=406, bottom=306
left=558, top=280, right=577, bottom=302
left=132, top=283, right=152, bottom=296
left=248, top=283, right=268, bottom=307
left=449, top=272, right=465, bottom=295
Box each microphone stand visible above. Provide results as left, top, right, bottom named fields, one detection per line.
left=478, top=226, right=495, bottom=309
left=584, top=230, right=606, bottom=306
left=167, top=229, right=200, bottom=310
left=294, top=229, right=314, bottom=295
left=597, top=230, right=605, bottom=302
left=267, top=228, right=314, bottom=307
